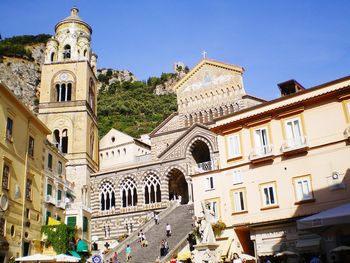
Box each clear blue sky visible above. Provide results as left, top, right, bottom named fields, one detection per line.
left=1, top=0, right=350, bottom=99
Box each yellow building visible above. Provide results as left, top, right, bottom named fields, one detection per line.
left=38, top=7, right=99, bottom=242
left=0, top=81, right=51, bottom=260
left=192, top=77, right=350, bottom=261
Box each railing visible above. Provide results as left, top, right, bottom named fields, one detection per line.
left=196, top=160, right=215, bottom=173
left=160, top=232, right=192, bottom=263
left=249, top=144, right=273, bottom=160
left=281, top=136, right=307, bottom=152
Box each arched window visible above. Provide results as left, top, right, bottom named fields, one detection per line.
left=55, top=82, right=72, bottom=102
left=100, top=182, right=115, bottom=211
left=50, top=52, right=55, bottom=62
left=84, top=49, right=87, bottom=57
left=121, top=178, right=137, bottom=207
left=144, top=174, right=161, bottom=204
left=53, top=129, right=68, bottom=154
left=63, top=45, right=71, bottom=59
left=88, top=79, right=95, bottom=110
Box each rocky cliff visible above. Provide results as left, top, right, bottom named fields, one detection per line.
left=0, top=43, right=45, bottom=112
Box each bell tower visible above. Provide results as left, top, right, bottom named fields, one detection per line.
left=38, top=7, right=98, bottom=216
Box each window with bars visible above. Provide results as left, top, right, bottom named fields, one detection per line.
left=48, top=153, right=53, bottom=170
left=2, top=164, right=9, bottom=189
left=26, top=178, right=32, bottom=200
left=28, top=136, right=34, bottom=157
left=6, top=117, right=13, bottom=140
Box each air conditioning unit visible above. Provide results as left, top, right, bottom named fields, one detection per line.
left=344, top=127, right=350, bottom=139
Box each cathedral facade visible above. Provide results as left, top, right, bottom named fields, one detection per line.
left=90, top=59, right=264, bottom=244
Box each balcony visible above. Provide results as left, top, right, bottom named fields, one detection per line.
left=57, top=200, right=66, bottom=209
left=249, top=144, right=274, bottom=163
left=195, top=160, right=215, bottom=173
left=45, top=195, right=56, bottom=205
left=281, top=136, right=308, bottom=155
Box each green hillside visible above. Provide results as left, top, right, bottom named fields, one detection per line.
left=0, top=34, right=51, bottom=60
left=97, top=77, right=178, bottom=138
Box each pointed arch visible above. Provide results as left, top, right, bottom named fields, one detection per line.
left=143, top=173, right=161, bottom=204
left=120, top=177, right=137, bottom=207
left=99, top=181, right=116, bottom=211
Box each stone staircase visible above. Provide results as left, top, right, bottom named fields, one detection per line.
left=112, top=204, right=194, bottom=263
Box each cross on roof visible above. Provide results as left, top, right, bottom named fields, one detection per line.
left=202, top=50, right=207, bottom=59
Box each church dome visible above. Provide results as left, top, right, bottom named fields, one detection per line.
left=55, top=6, right=92, bottom=34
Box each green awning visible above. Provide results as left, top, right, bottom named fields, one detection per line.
left=69, top=250, right=81, bottom=259
left=76, top=240, right=89, bottom=252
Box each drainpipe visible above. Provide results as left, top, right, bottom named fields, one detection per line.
left=20, top=118, right=31, bottom=256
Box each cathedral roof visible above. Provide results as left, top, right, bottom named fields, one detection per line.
left=55, top=6, right=92, bottom=33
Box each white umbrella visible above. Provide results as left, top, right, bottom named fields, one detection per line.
left=15, top=254, right=55, bottom=262
left=240, top=253, right=256, bottom=260
left=55, top=254, right=80, bottom=262
left=331, top=246, right=350, bottom=252
left=276, top=251, right=298, bottom=257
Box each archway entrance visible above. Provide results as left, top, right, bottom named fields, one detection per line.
left=168, top=168, right=188, bottom=204
left=190, top=140, right=212, bottom=171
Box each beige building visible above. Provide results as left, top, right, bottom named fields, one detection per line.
left=38, top=7, right=99, bottom=241
left=192, top=77, right=350, bottom=261
left=99, top=128, right=151, bottom=171
left=0, top=82, right=50, bottom=260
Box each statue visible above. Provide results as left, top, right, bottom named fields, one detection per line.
left=199, top=201, right=215, bottom=244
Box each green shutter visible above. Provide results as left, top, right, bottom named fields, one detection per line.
left=83, top=216, right=88, bottom=232
left=47, top=184, right=52, bottom=196
left=57, top=190, right=62, bottom=201
left=67, top=216, right=76, bottom=227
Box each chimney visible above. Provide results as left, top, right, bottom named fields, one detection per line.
left=278, top=79, right=305, bottom=97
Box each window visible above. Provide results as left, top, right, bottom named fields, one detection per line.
left=63, top=45, right=71, bottom=59
left=67, top=216, right=76, bottom=227
left=26, top=208, right=30, bottom=219
left=227, top=134, right=241, bottom=159
left=47, top=184, right=52, bottom=196
left=144, top=174, right=161, bottom=204
left=285, top=118, right=304, bottom=147
left=121, top=178, right=137, bottom=208
left=57, top=189, right=62, bottom=201
left=26, top=179, right=32, bottom=200
left=54, top=129, right=68, bottom=154
left=50, top=52, right=55, bottom=62
left=261, top=183, right=277, bottom=207
left=205, top=200, right=219, bottom=223
left=2, top=164, right=9, bottom=189
left=83, top=216, right=88, bottom=233
left=46, top=210, right=51, bottom=225
left=58, top=161, right=62, bottom=176
left=294, top=176, right=313, bottom=201
left=100, top=181, right=116, bottom=211
left=6, top=117, right=13, bottom=140
left=233, top=169, right=243, bottom=184
left=89, top=79, right=95, bottom=110
left=253, top=127, right=270, bottom=155
left=206, top=176, right=214, bottom=190
left=0, top=218, right=5, bottom=236
left=48, top=153, right=53, bottom=170
left=232, top=189, right=246, bottom=212
left=28, top=136, right=34, bottom=157
left=55, top=83, right=72, bottom=102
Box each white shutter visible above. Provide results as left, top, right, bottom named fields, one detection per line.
left=233, top=169, right=242, bottom=184
left=228, top=134, right=241, bottom=158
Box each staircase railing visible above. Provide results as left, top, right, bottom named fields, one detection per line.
left=160, top=231, right=192, bottom=263
left=102, top=201, right=180, bottom=262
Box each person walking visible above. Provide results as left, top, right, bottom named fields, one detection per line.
left=126, top=244, right=131, bottom=262
left=112, top=252, right=119, bottom=263
left=138, top=230, right=143, bottom=243
left=166, top=223, right=172, bottom=237
left=164, top=239, right=169, bottom=255
left=170, top=253, right=177, bottom=263
left=154, top=213, right=159, bottom=225
left=160, top=240, right=165, bottom=257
